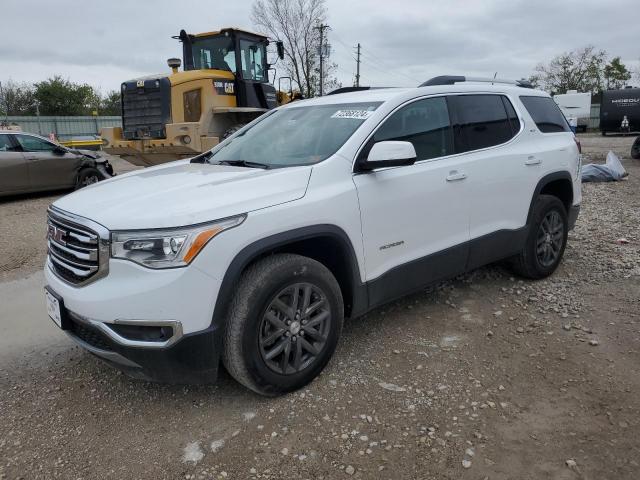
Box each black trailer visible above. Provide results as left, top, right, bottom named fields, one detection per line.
left=600, top=87, right=640, bottom=135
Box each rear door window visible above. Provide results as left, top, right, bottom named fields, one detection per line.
left=450, top=94, right=516, bottom=152
left=373, top=96, right=454, bottom=161
left=520, top=96, right=570, bottom=133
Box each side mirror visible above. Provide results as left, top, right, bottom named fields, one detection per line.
left=359, top=141, right=417, bottom=171
left=53, top=146, right=67, bottom=155
left=276, top=41, right=285, bottom=60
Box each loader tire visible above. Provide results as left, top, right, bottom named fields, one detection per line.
left=222, top=124, right=246, bottom=140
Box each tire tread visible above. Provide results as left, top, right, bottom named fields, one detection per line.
left=222, top=254, right=342, bottom=396
left=510, top=194, right=568, bottom=279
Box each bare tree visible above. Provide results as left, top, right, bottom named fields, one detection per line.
left=0, top=80, right=37, bottom=116
left=532, top=46, right=607, bottom=94
left=251, top=0, right=338, bottom=97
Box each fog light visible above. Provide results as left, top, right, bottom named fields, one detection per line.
left=109, top=323, right=173, bottom=342
left=182, top=135, right=191, bottom=145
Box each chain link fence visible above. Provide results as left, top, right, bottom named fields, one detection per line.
left=1, top=116, right=121, bottom=141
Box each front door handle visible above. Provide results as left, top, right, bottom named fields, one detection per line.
left=525, top=156, right=541, bottom=166
left=446, top=171, right=467, bottom=182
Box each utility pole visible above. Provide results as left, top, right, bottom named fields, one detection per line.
left=315, top=23, right=330, bottom=96
left=355, top=43, right=361, bottom=87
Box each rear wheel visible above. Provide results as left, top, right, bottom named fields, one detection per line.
left=75, top=168, right=101, bottom=189
left=632, top=137, right=640, bottom=160
left=510, top=195, right=568, bottom=279
left=222, top=254, right=343, bottom=396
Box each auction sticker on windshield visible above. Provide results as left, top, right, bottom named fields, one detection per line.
left=331, top=110, right=375, bottom=120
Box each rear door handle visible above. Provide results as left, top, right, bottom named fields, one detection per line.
left=446, top=171, right=467, bottom=182
left=525, top=156, right=541, bottom=166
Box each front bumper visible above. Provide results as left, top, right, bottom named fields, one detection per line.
left=50, top=290, right=222, bottom=383
left=70, top=314, right=221, bottom=384
left=45, top=251, right=224, bottom=383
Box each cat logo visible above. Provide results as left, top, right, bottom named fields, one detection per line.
left=224, top=82, right=234, bottom=94
left=136, top=80, right=145, bottom=88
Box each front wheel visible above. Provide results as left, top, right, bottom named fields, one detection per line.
left=222, top=254, right=343, bottom=396
left=75, top=167, right=101, bottom=189
left=510, top=195, right=568, bottom=279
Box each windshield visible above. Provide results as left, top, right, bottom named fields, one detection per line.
left=191, top=35, right=236, bottom=72
left=209, top=102, right=382, bottom=168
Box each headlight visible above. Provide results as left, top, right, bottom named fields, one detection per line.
left=111, top=215, right=246, bottom=269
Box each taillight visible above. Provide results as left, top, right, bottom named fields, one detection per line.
left=573, top=136, right=582, bottom=154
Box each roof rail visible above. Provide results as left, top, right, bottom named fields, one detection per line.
left=420, top=75, right=533, bottom=89
left=327, top=86, right=372, bottom=95
left=326, top=86, right=396, bottom=95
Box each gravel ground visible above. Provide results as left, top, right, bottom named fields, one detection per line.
left=1, top=136, right=639, bottom=479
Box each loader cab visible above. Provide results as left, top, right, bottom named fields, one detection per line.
left=178, top=28, right=278, bottom=110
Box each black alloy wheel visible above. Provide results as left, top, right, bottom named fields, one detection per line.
left=535, top=210, right=565, bottom=268
left=258, top=283, right=332, bottom=375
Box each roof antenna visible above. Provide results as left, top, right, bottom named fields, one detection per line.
left=492, top=72, right=498, bottom=85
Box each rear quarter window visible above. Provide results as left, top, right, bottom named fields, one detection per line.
left=520, top=96, right=571, bottom=133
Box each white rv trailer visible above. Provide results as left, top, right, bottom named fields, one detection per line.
left=553, top=90, right=591, bottom=132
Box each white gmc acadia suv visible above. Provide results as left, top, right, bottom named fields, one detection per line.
left=44, top=76, right=582, bottom=396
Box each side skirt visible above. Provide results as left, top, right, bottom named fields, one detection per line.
left=361, top=227, right=528, bottom=314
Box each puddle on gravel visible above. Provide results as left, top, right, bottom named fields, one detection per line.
left=0, top=271, right=72, bottom=367
left=439, top=334, right=463, bottom=348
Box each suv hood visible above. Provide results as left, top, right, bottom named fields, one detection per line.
left=53, top=161, right=312, bottom=230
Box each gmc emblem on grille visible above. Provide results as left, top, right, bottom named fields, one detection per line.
left=48, top=224, right=67, bottom=245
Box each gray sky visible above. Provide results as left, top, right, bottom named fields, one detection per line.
left=1, top=0, right=638, bottom=93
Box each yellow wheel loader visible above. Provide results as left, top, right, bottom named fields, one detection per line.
left=101, top=28, right=291, bottom=166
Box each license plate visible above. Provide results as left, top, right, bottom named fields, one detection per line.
left=45, top=289, right=62, bottom=328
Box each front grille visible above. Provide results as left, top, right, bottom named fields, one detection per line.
left=69, top=317, right=114, bottom=351
left=47, top=212, right=101, bottom=285
left=121, top=77, right=171, bottom=140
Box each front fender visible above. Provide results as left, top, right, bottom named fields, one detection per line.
left=96, top=162, right=114, bottom=179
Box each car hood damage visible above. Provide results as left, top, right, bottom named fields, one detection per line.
left=68, top=148, right=109, bottom=163
left=68, top=149, right=114, bottom=178
left=52, top=161, right=312, bottom=230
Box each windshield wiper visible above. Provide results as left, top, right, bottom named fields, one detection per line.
left=216, top=160, right=270, bottom=169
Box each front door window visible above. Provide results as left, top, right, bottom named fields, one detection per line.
left=15, top=135, right=58, bottom=152
left=191, top=36, right=236, bottom=72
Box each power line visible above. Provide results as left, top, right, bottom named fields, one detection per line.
left=359, top=51, right=421, bottom=84
left=357, top=56, right=416, bottom=86
left=330, top=30, right=421, bottom=86
left=330, top=31, right=362, bottom=87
